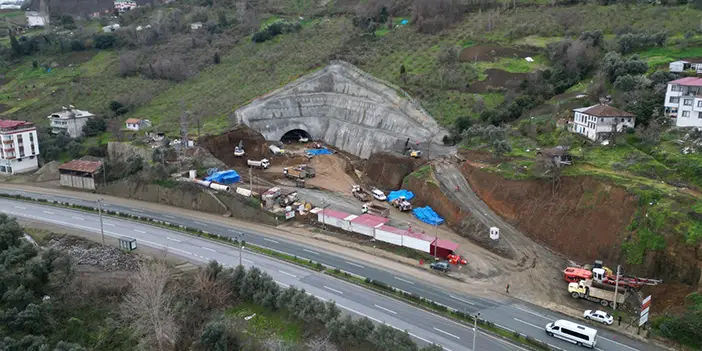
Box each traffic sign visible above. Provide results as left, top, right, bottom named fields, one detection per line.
left=639, top=313, right=649, bottom=326
left=639, top=295, right=652, bottom=327
left=641, top=295, right=652, bottom=311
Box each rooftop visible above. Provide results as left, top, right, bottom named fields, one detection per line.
left=320, top=209, right=352, bottom=220
left=577, top=104, right=634, bottom=117
left=377, top=225, right=435, bottom=242
left=0, top=120, right=34, bottom=130
left=125, top=118, right=142, bottom=124
left=59, top=160, right=103, bottom=173
left=433, top=239, right=460, bottom=251
left=48, top=108, right=94, bottom=120
left=350, top=214, right=389, bottom=228
left=669, top=77, right=702, bottom=87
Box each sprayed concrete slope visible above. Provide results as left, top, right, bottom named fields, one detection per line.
left=235, top=61, right=448, bottom=159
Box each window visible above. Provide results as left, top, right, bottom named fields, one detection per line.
left=683, top=111, right=690, bottom=117
left=684, top=99, right=693, bottom=106
left=698, top=101, right=702, bottom=108
left=561, top=328, right=588, bottom=341
left=600, top=118, right=604, bottom=122
left=672, top=85, right=681, bottom=92
left=670, top=97, right=679, bottom=103
left=698, top=112, right=702, bottom=119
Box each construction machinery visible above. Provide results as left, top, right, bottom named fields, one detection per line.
left=234, top=140, right=245, bottom=157
left=447, top=254, right=467, bottom=265
left=352, top=185, right=371, bottom=202
left=409, top=149, right=422, bottom=158
left=568, top=279, right=627, bottom=308
left=362, top=203, right=390, bottom=218
left=294, top=165, right=315, bottom=178
left=283, top=167, right=307, bottom=179
left=247, top=159, right=270, bottom=169
left=390, top=196, right=412, bottom=211
left=563, top=260, right=662, bottom=289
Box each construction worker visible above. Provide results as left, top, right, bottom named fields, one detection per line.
left=455, top=185, right=460, bottom=192
left=505, top=284, right=510, bottom=293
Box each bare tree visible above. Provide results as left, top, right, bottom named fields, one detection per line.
left=534, top=154, right=562, bottom=195
left=121, top=261, right=178, bottom=351
left=305, top=336, right=339, bottom=351
left=191, top=268, right=231, bottom=309
left=119, top=53, right=139, bottom=77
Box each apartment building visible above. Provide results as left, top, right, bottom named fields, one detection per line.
left=0, top=120, right=40, bottom=175
left=664, top=77, right=702, bottom=128
left=47, top=106, right=95, bottom=138
left=572, top=104, right=635, bottom=141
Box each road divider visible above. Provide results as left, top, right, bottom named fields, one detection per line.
left=0, top=192, right=554, bottom=351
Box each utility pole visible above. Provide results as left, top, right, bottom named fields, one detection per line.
left=433, top=224, right=438, bottom=260
left=613, top=264, right=621, bottom=310
left=249, top=166, right=253, bottom=192
left=239, top=234, right=244, bottom=267
left=472, top=312, right=480, bottom=351
left=321, top=198, right=326, bottom=230
left=97, top=199, right=105, bottom=245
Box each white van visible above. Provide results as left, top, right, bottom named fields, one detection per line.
left=545, top=320, right=597, bottom=348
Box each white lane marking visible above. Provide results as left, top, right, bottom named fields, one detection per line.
left=228, top=229, right=239, bottom=234
left=312, top=294, right=328, bottom=302
left=14, top=206, right=26, bottom=210
left=386, top=324, right=436, bottom=346
left=42, top=210, right=54, bottom=215
left=134, top=229, right=146, bottom=234
left=264, top=238, right=280, bottom=244
left=202, top=247, right=216, bottom=252
left=194, top=221, right=208, bottom=226
left=394, top=277, right=414, bottom=285
left=600, top=336, right=640, bottom=351
left=72, top=216, right=84, bottom=220
left=163, top=215, right=175, bottom=219
left=433, top=327, right=460, bottom=340
left=373, top=304, right=398, bottom=315
left=337, top=304, right=383, bottom=323
left=345, top=261, right=365, bottom=268
left=104, top=223, right=115, bottom=227
left=278, top=270, right=297, bottom=278
left=449, top=295, right=475, bottom=306
left=303, top=248, right=320, bottom=255
left=166, top=237, right=181, bottom=243
left=323, top=286, right=344, bottom=294
left=514, top=306, right=550, bottom=320
left=275, top=280, right=290, bottom=288
left=514, top=318, right=543, bottom=330
left=169, top=247, right=194, bottom=256
left=242, top=258, right=253, bottom=264
left=131, top=208, right=143, bottom=213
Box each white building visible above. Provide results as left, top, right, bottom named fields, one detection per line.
left=25, top=11, right=46, bottom=27
left=668, top=61, right=702, bottom=74
left=114, top=0, right=137, bottom=12
left=0, top=120, right=40, bottom=175
left=48, top=106, right=95, bottom=138
left=125, top=118, right=151, bottom=131
left=572, top=104, right=635, bottom=141
left=664, top=77, right=702, bottom=128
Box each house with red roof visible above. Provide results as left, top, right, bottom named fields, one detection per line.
left=665, top=77, right=702, bottom=127
left=572, top=104, right=635, bottom=141
left=0, top=120, right=39, bottom=174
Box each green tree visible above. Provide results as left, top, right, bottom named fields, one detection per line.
left=370, top=324, right=417, bottom=351
left=82, top=118, right=107, bottom=137
left=9, top=31, right=21, bottom=56
left=200, top=320, right=242, bottom=351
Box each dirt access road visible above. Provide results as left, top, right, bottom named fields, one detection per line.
left=433, top=159, right=570, bottom=305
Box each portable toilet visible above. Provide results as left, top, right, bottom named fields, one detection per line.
left=489, top=227, right=500, bottom=240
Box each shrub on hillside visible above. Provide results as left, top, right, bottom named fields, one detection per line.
left=617, top=31, right=667, bottom=54
left=252, top=20, right=302, bottom=43
left=411, top=0, right=464, bottom=34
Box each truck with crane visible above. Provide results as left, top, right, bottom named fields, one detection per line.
left=563, top=260, right=662, bottom=289
left=568, top=279, right=628, bottom=308
left=362, top=203, right=390, bottom=218
left=351, top=185, right=371, bottom=202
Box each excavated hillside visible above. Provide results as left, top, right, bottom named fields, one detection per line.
left=363, top=152, right=420, bottom=190
left=461, top=163, right=702, bottom=286
left=235, top=61, right=451, bottom=159
left=200, top=125, right=269, bottom=168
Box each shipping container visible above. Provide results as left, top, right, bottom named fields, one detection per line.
left=375, top=225, right=403, bottom=246
left=350, top=214, right=388, bottom=237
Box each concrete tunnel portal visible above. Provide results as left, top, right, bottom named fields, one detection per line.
left=235, top=62, right=448, bottom=159
left=280, top=129, right=312, bottom=143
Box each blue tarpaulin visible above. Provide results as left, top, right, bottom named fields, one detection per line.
left=306, top=148, right=333, bottom=156
left=387, top=190, right=415, bottom=202
left=412, top=206, right=445, bottom=226
left=400, top=19, right=409, bottom=25
left=205, top=170, right=240, bottom=184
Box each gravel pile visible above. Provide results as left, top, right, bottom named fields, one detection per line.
left=47, top=237, right=140, bottom=271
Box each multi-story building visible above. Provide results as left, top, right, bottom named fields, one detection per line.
left=0, top=120, right=40, bottom=175
left=572, top=104, right=635, bottom=141
left=664, top=77, right=702, bottom=128
left=47, top=106, right=95, bottom=138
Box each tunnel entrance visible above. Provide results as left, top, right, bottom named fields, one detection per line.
left=280, top=129, right=312, bottom=143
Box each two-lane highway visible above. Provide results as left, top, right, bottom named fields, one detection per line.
left=0, top=189, right=660, bottom=351
left=0, top=198, right=521, bottom=351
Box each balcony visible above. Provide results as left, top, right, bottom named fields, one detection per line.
left=2, top=139, right=13, bottom=145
